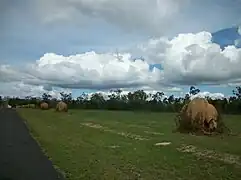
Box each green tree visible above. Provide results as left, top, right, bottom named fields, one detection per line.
left=60, top=92, right=72, bottom=103
left=189, top=86, right=200, bottom=95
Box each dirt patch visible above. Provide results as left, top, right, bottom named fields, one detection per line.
left=177, top=144, right=241, bottom=166
left=81, top=122, right=149, bottom=141
left=144, top=131, right=164, bottom=136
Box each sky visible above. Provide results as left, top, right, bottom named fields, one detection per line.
left=1, top=0, right=241, bottom=99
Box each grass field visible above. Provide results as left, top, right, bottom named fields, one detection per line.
left=18, top=109, right=241, bottom=180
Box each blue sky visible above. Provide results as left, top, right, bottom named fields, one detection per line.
left=1, top=0, right=241, bottom=99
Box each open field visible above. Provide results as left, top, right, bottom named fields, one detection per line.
left=18, top=109, right=241, bottom=180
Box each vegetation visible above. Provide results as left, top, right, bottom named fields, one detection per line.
left=18, top=109, right=241, bottom=180
left=11, top=86, right=241, bottom=179
left=1, top=86, right=241, bottom=114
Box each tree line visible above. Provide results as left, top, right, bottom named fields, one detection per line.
left=1, top=86, right=241, bottom=114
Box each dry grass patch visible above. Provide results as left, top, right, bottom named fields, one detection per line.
left=155, top=142, right=171, bottom=146
left=81, top=122, right=149, bottom=141
left=108, top=145, right=120, bottom=149
left=144, top=131, right=164, bottom=135
left=177, top=144, right=241, bottom=166
left=128, top=124, right=151, bottom=129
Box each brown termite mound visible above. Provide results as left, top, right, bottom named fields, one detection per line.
left=56, top=101, right=68, bottom=112
left=175, top=97, right=230, bottom=135
left=40, top=102, right=49, bottom=110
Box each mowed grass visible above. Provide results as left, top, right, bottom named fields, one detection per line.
left=18, top=109, right=241, bottom=180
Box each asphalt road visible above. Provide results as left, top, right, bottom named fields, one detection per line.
left=0, top=108, right=64, bottom=180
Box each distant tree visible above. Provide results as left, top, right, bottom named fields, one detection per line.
left=151, top=92, right=164, bottom=103
left=60, top=92, right=72, bottom=103
left=189, top=86, right=200, bottom=95
left=90, top=93, right=105, bottom=109
left=168, top=95, right=175, bottom=104
left=127, top=90, right=149, bottom=110
left=3, top=86, right=241, bottom=114
left=42, top=93, right=52, bottom=102
left=184, top=93, right=190, bottom=103
left=232, top=86, right=241, bottom=99
left=0, top=96, right=2, bottom=106
left=106, top=89, right=124, bottom=110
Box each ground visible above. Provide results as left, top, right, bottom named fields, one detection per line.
left=0, top=108, right=64, bottom=180
left=17, top=109, right=241, bottom=180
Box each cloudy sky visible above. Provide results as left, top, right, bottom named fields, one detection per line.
left=1, top=0, right=241, bottom=99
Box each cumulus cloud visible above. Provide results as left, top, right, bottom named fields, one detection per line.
left=238, top=26, right=241, bottom=35
left=190, top=91, right=225, bottom=100
left=0, top=52, right=162, bottom=90
left=164, top=32, right=241, bottom=84
left=235, top=26, right=241, bottom=47
left=2, top=31, right=241, bottom=96
left=130, top=37, right=169, bottom=64
left=2, top=0, right=241, bottom=98
left=135, top=31, right=241, bottom=85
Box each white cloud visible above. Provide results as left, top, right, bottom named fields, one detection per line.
left=135, top=31, right=241, bottom=85
left=2, top=31, right=241, bottom=97
left=85, top=89, right=225, bottom=101
left=165, top=32, right=241, bottom=84
left=34, top=0, right=185, bottom=36
left=234, top=25, right=241, bottom=47
left=0, top=82, right=71, bottom=99
left=33, top=0, right=241, bottom=37
left=3, top=0, right=241, bottom=98
left=130, top=37, right=169, bottom=64
left=238, top=26, right=241, bottom=35
left=0, top=51, right=162, bottom=90
left=84, top=87, right=181, bottom=101
left=190, top=91, right=225, bottom=100
left=0, top=81, right=226, bottom=101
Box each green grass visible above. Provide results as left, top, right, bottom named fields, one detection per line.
left=18, top=109, right=241, bottom=180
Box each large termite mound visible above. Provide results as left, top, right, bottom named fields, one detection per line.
left=40, top=102, right=49, bottom=110
left=56, top=101, right=68, bottom=112
left=175, top=97, right=229, bottom=135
